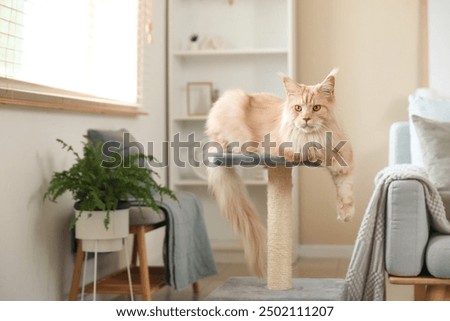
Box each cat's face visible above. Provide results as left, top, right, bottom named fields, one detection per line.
left=283, top=72, right=336, bottom=133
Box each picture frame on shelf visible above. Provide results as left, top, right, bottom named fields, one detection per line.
left=187, top=82, right=213, bottom=116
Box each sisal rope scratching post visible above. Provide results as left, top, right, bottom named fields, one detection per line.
left=267, top=166, right=293, bottom=290
left=207, top=154, right=346, bottom=300
left=210, top=154, right=295, bottom=291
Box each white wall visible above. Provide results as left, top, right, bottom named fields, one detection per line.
left=296, top=0, right=421, bottom=245
left=428, top=0, right=450, bottom=97
left=0, top=1, right=167, bottom=300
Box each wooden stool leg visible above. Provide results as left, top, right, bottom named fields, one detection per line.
left=123, top=237, right=134, bottom=301
left=131, top=233, right=138, bottom=266
left=414, top=285, right=427, bottom=301
left=192, top=281, right=200, bottom=293
left=136, top=226, right=152, bottom=300
left=446, top=285, right=450, bottom=300
left=426, top=285, right=447, bottom=300
left=69, top=240, right=84, bottom=301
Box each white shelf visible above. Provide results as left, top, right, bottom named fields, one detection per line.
left=243, top=180, right=268, bottom=186
left=174, top=115, right=209, bottom=122
left=173, top=48, right=288, bottom=57
left=174, top=179, right=267, bottom=187
left=174, top=180, right=208, bottom=186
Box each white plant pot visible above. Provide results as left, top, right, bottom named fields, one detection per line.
left=75, top=208, right=129, bottom=253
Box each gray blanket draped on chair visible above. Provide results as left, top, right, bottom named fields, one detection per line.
left=342, top=165, right=450, bottom=300
left=159, top=191, right=217, bottom=290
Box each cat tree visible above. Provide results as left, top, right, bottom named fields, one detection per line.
left=207, top=153, right=345, bottom=300
left=209, top=153, right=294, bottom=289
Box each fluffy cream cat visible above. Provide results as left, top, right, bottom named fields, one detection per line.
left=205, top=69, right=354, bottom=277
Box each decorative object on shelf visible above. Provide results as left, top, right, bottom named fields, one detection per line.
left=187, top=82, right=213, bottom=116
left=189, top=33, right=199, bottom=50
left=200, top=36, right=224, bottom=50
left=44, top=136, right=176, bottom=250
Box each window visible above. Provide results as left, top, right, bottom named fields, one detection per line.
left=0, top=0, right=150, bottom=114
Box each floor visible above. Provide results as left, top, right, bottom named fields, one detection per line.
left=148, top=257, right=413, bottom=301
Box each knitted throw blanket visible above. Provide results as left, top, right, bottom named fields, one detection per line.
left=342, top=165, right=450, bottom=301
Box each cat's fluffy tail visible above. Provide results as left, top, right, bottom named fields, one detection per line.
left=208, top=166, right=267, bottom=278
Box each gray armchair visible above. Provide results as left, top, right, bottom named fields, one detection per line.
left=386, top=121, right=450, bottom=300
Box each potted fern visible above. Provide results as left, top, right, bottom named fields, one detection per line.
left=44, top=137, right=176, bottom=252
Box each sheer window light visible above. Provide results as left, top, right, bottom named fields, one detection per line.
left=0, top=0, right=148, bottom=110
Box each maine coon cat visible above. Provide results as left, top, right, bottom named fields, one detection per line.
left=205, top=69, right=354, bottom=277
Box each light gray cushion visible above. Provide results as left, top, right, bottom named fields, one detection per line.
left=426, top=234, right=450, bottom=278
left=87, top=128, right=144, bottom=155
left=408, top=95, right=450, bottom=166
left=129, top=207, right=165, bottom=225
left=87, top=128, right=155, bottom=213
left=386, top=180, right=429, bottom=276
left=411, top=115, right=450, bottom=216
left=87, top=128, right=150, bottom=169
left=389, top=121, right=411, bottom=165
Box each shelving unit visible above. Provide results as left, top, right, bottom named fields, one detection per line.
left=167, top=0, right=297, bottom=248
left=173, top=115, right=208, bottom=122
left=174, top=179, right=268, bottom=187
left=173, top=48, right=288, bottom=57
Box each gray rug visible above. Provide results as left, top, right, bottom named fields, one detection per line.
left=207, top=277, right=345, bottom=301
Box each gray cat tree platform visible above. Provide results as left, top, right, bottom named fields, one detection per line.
left=208, top=277, right=345, bottom=301
left=206, top=153, right=345, bottom=301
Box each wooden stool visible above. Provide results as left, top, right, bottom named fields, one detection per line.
left=69, top=221, right=200, bottom=300
left=389, top=275, right=450, bottom=300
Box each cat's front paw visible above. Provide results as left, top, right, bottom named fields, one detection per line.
left=281, top=148, right=300, bottom=162
left=337, top=195, right=354, bottom=222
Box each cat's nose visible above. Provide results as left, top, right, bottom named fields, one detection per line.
left=303, top=117, right=311, bottom=123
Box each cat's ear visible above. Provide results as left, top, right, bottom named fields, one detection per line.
left=320, top=68, right=338, bottom=97
left=282, top=76, right=303, bottom=95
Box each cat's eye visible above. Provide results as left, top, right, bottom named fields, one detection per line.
left=313, top=105, right=322, bottom=112
left=294, top=105, right=302, bottom=112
